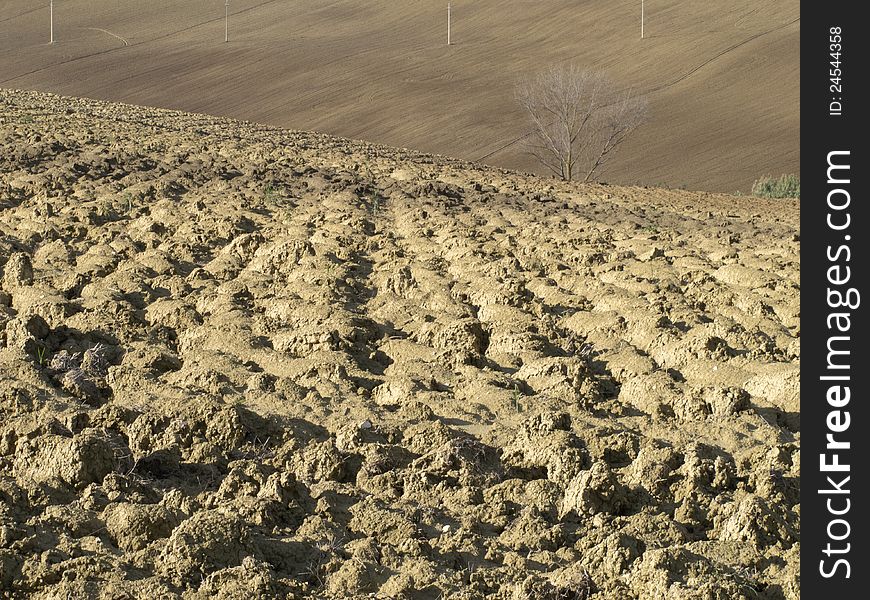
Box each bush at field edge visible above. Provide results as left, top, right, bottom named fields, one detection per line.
left=751, top=174, right=800, bottom=199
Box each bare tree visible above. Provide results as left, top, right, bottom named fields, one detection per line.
left=516, top=65, right=648, bottom=182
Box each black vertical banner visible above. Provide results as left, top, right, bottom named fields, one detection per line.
left=802, top=1, right=869, bottom=596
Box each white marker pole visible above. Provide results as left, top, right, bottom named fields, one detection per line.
left=447, top=3, right=451, bottom=46
left=641, top=0, right=644, bottom=39
left=225, top=0, right=229, bottom=43
left=50, top=0, right=54, bottom=44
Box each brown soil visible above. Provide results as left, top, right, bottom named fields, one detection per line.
left=0, top=0, right=799, bottom=193
left=0, top=90, right=798, bottom=599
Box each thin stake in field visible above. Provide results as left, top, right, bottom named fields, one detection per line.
left=447, top=3, right=451, bottom=46
left=225, top=0, right=229, bottom=43
left=641, top=0, right=645, bottom=39
left=49, top=0, right=55, bottom=44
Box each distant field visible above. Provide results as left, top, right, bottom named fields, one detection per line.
left=0, top=0, right=799, bottom=192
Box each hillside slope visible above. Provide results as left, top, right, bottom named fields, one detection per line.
left=0, top=0, right=799, bottom=192
left=0, top=90, right=799, bottom=599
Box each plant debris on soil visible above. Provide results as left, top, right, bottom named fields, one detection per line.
left=0, top=90, right=799, bottom=599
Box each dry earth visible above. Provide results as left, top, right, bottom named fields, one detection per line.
left=0, top=0, right=799, bottom=192
left=0, top=90, right=799, bottom=599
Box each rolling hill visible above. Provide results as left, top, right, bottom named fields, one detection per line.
left=0, top=0, right=799, bottom=192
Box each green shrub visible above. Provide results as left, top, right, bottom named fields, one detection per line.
left=751, top=174, right=800, bottom=199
